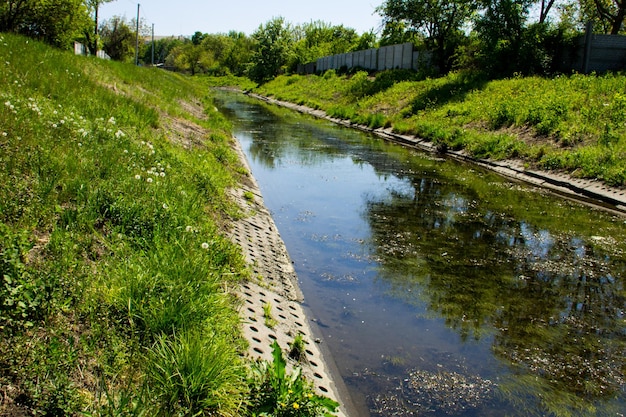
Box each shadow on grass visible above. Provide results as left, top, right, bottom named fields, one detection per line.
left=409, top=71, right=489, bottom=114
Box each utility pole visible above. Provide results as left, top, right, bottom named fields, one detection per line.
left=151, top=23, right=155, bottom=66
left=135, top=3, right=140, bottom=65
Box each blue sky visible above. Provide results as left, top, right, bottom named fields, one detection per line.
left=99, top=0, right=384, bottom=37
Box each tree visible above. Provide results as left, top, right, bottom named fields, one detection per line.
left=222, top=31, right=254, bottom=76
left=248, top=17, right=293, bottom=84
left=376, top=0, right=478, bottom=72
left=141, top=36, right=185, bottom=66
left=99, top=16, right=136, bottom=61
left=0, top=0, right=92, bottom=49
left=191, top=30, right=206, bottom=45
left=84, top=0, right=115, bottom=55
left=590, top=0, right=625, bottom=33
left=167, top=43, right=212, bottom=75
left=574, top=0, right=626, bottom=33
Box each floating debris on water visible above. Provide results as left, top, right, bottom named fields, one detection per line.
left=369, top=368, right=496, bottom=416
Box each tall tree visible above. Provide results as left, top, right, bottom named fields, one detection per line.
left=0, top=0, right=91, bottom=48
left=594, top=0, right=625, bottom=33
left=248, top=17, right=293, bottom=83
left=99, top=16, right=135, bottom=61
left=577, top=0, right=626, bottom=33
left=85, top=0, right=115, bottom=55
left=539, top=0, right=558, bottom=22
left=376, top=0, right=478, bottom=71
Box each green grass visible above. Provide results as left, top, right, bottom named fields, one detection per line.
left=0, top=33, right=250, bottom=416
left=1, top=32, right=340, bottom=417
left=252, top=70, right=626, bottom=187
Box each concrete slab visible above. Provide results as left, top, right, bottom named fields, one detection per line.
left=227, top=138, right=353, bottom=417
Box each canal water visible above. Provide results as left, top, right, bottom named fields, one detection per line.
left=213, top=90, right=626, bottom=417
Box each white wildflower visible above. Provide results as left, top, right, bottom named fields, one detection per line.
left=146, top=177, right=153, bottom=183
left=134, top=174, right=141, bottom=180
left=159, top=172, right=166, bottom=177
left=115, top=129, right=125, bottom=138
left=185, top=226, right=193, bottom=232
left=201, top=242, right=209, bottom=249
left=162, top=203, right=169, bottom=210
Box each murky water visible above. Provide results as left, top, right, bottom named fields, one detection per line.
left=213, top=90, right=626, bottom=417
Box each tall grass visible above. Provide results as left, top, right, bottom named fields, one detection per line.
left=0, top=33, right=249, bottom=416
left=253, top=70, right=626, bottom=186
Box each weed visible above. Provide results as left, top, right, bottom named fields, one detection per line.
left=263, top=302, right=278, bottom=329
left=244, top=190, right=255, bottom=202
left=289, top=333, right=307, bottom=362
left=247, top=341, right=339, bottom=417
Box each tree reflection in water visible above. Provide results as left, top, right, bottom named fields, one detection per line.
left=365, top=174, right=626, bottom=415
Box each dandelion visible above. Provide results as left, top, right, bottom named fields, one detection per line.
left=52, top=124, right=58, bottom=128
left=185, top=226, right=193, bottom=232
left=201, top=242, right=209, bottom=249
left=108, top=116, right=116, bottom=125
left=162, top=203, right=169, bottom=210
left=1, top=132, right=7, bottom=137
left=146, top=177, right=153, bottom=183
left=159, top=172, right=166, bottom=177
left=135, top=174, right=141, bottom=180
left=292, top=402, right=300, bottom=410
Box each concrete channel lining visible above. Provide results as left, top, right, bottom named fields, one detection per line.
left=227, top=139, right=352, bottom=417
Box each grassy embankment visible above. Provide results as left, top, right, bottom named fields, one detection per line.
left=0, top=34, right=334, bottom=417
left=252, top=70, right=626, bottom=187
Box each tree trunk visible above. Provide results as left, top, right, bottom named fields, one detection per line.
left=610, top=2, right=625, bottom=34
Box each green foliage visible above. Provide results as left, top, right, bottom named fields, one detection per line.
left=0, top=0, right=92, bottom=49
left=249, top=17, right=294, bottom=84
left=263, top=302, right=278, bottom=328
left=0, top=226, right=43, bottom=331
left=146, top=330, right=246, bottom=416
left=376, top=0, right=478, bottom=72
left=247, top=341, right=339, bottom=417
left=100, top=16, right=137, bottom=62
left=288, top=334, right=306, bottom=362
left=0, top=33, right=251, bottom=416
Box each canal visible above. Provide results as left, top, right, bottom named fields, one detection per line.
left=213, top=90, right=626, bottom=417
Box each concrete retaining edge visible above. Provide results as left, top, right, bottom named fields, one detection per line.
left=228, top=135, right=356, bottom=417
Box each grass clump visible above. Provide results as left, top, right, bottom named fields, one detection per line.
left=252, top=70, right=626, bottom=187
left=247, top=341, right=339, bottom=417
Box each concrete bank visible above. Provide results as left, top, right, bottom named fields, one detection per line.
left=246, top=92, right=626, bottom=216
left=227, top=137, right=355, bottom=417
